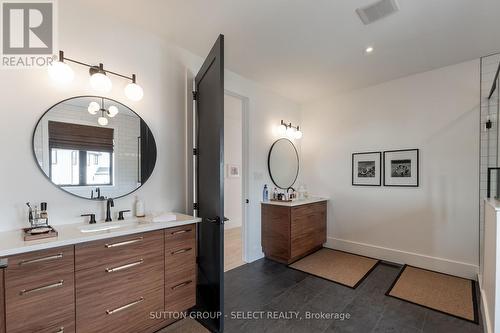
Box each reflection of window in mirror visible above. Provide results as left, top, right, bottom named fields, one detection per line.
left=49, top=149, right=112, bottom=186
left=51, top=150, right=58, bottom=165
left=86, top=151, right=111, bottom=185
left=48, top=121, right=114, bottom=187
left=50, top=149, right=80, bottom=185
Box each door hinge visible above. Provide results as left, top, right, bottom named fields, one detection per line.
left=193, top=202, right=199, bottom=210
left=192, top=91, right=198, bottom=100
left=193, top=148, right=198, bottom=156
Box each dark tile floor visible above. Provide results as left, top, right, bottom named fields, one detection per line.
left=224, top=259, right=483, bottom=333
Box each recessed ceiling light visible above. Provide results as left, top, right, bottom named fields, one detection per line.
left=365, top=46, right=374, bottom=54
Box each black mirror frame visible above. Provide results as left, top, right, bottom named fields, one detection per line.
left=32, top=95, right=157, bottom=201
left=267, top=138, right=299, bottom=190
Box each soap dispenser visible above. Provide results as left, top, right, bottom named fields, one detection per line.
left=135, top=197, right=145, bottom=217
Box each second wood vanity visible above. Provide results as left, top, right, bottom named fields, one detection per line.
left=0, top=215, right=199, bottom=333
left=261, top=198, right=328, bottom=264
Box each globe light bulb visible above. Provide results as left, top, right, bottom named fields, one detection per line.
left=278, top=124, right=287, bottom=135
left=88, top=102, right=100, bottom=115
left=108, top=105, right=119, bottom=117
left=90, top=72, right=112, bottom=92
left=48, top=61, right=74, bottom=84
left=295, top=129, right=303, bottom=139
left=286, top=126, right=295, bottom=138
left=124, top=82, right=144, bottom=101
left=98, top=116, right=108, bottom=126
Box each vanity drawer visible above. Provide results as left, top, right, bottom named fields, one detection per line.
left=165, top=234, right=196, bottom=269
left=165, top=224, right=196, bottom=250
left=4, top=246, right=74, bottom=290
left=165, top=270, right=196, bottom=313
left=76, top=249, right=164, bottom=302
left=75, top=230, right=163, bottom=271
left=76, top=287, right=164, bottom=333
left=5, top=271, right=75, bottom=333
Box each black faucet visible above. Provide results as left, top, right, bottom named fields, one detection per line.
left=105, top=198, right=114, bottom=222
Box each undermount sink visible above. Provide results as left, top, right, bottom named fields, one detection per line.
left=78, top=220, right=139, bottom=233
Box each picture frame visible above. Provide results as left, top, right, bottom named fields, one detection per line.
left=227, top=164, right=241, bottom=178
left=352, top=152, right=382, bottom=186
left=383, top=149, right=419, bottom=187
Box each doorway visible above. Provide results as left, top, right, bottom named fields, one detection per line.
left=223, top=91, right=249, bottom=272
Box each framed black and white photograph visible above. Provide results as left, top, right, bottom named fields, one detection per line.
left=383, top=149, right=419, bottom=187
left=352, top=152, right=382, bottom=186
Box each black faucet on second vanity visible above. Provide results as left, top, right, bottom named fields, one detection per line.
left=105, top=198, right=114, bottom=222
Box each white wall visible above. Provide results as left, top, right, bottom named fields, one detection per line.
left=301, top=60, right=480, bottom=278
left=224, top=94, right=243, bottom=230
left=0, top=1, right=302, bottom=265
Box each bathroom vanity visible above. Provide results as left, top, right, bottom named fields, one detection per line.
left=261, top=198, right=327, bottom=264
left=0, top=214, right=200, bottom=333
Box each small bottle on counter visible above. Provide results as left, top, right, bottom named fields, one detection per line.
left=263, top=184, right=269, bottom=202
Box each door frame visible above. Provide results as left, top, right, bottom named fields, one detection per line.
left=224, top=90, right=250, bottom=263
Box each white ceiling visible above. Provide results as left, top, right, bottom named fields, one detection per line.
left=84, top=0, right=500, bottom=103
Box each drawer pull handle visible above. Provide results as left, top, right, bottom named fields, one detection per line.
left=171, top=248, right=192, bottom=255
left=106, top=297, right=144, bottom=315
left=171, top=280, right=192, bottom=290
left=171, top=229, right=191, bottom=235
left=20, top=280, right=64, bottom=295
left=105, top=237, right=143, bottom=248
left=19, top=253, right=63, bottom=265
left=54, top=327, right=64, bottom=333
left=106, top=259, right=144, bottom=273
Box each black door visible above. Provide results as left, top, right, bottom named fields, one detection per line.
left=194, top=34, right=224, bottom=333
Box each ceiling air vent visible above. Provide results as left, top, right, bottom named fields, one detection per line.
left=356, top=0, right=399, bottom=25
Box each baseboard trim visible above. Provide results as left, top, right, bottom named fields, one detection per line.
left=325, top=237, right=478, bottom=279
left=246, top=250, right=264, bottom=263
left=478, top=273, right=492, bottom=333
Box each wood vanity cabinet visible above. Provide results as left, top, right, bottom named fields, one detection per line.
left=75, top=230, right=165, bottom=333
left=262, top=201, right=327, bottom=264
left=0, top=223, right=198, bottom=333
left=4, top=246, right=75, bottom=333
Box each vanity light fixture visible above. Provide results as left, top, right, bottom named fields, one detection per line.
left=48, top=51, right=144, bottom=101
left=279, top=120, right=303, bottom=139
left=47, top=58, right=74, bottom=84
left=89, top=97, right=119, bottom=126
left=89, top=64, right=112, bottom=93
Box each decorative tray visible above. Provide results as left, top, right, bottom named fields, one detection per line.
left=23, top=226, right=58, bottom=241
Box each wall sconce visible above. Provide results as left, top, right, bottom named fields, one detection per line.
left=279, top=120, right=303, bottom=139
left=88, top=97, right=119, bottom=126
left=48, top=51, right=144, bottom=101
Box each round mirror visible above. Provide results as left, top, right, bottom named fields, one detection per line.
left=33, top=96, right=157, bottom=200
left=268, top=138, right=299, bottom=189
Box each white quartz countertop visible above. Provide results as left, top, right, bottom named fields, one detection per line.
left=0, top=213, right=201, bottom=258
left=261, top=197, right=329, bottom=207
